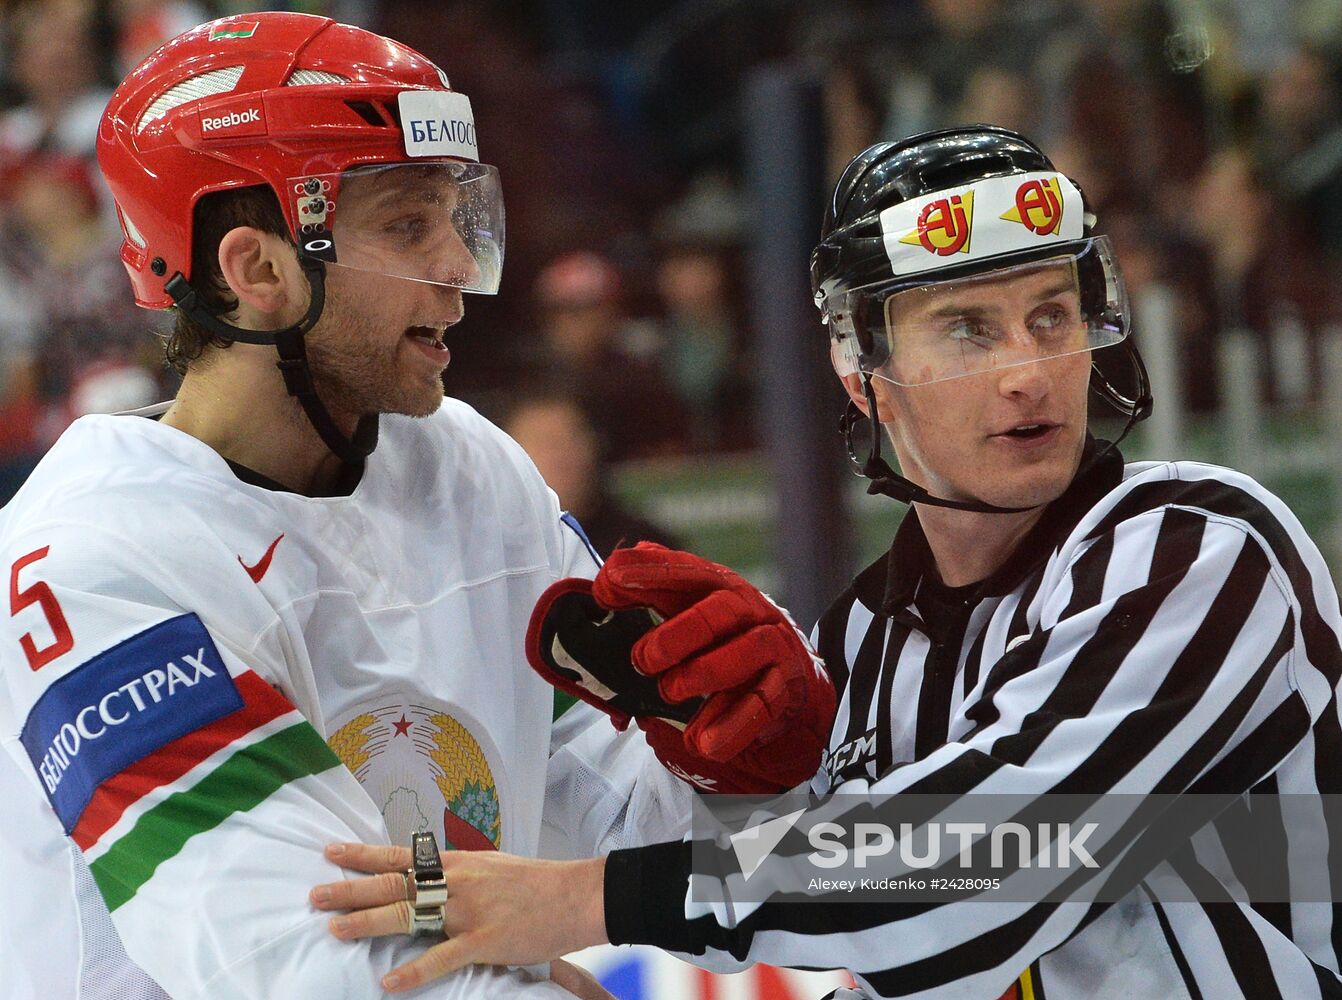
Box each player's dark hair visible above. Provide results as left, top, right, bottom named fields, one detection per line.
left=165, top=185, right=292, bottom=374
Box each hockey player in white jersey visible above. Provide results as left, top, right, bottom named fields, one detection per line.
left=0, top=12, right=836, bottom=1000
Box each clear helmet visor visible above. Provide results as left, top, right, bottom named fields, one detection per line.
left=288, top=161, right=504, bottom=294
left=827, top=236, right=1128, bottom=387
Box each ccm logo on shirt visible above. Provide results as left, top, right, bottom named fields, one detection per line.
left=20, top=614, right=242, bottom=833
left=822, top=728, right=878, bottom=781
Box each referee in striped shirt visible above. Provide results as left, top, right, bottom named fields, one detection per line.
left=314, top=126, right=1342, bottom=999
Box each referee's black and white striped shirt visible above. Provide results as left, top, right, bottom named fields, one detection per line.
left=605, top=444, right=1342, bottom=999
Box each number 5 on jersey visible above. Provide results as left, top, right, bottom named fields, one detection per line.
left=10, top=547, right=74, bottom=671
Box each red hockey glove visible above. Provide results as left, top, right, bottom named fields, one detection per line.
left=526, top=543, right=835, bottom=793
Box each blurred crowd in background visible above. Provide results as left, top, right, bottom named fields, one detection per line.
left=2, top=0, right=1342, bottom=550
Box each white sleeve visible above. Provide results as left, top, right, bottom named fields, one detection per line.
left=0, top=523, right=574, bottom=1000
left=0, top=744, right=89, bottom=1000
left=540, top=699, right=693, bottom=859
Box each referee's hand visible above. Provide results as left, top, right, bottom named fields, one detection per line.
left=311, top=842, right=609, bottom=993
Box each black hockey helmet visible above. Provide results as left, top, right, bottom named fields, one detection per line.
left=810, top=125, right=1151, bottom=513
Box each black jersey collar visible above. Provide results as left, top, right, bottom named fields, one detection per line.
left=853, top=436, right=1126, bottom=617
left=225, top=458, right=364, bottom=498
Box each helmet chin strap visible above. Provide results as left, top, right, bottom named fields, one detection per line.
left=164, top=256, right=378, bottom=467
left=844, top=341, right=1151, bottom=515
left=843, top=377, right=1034, bottom=514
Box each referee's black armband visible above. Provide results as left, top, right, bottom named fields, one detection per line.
left=605, top=841, right=696, bottom=950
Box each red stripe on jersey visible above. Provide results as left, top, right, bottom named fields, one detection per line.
left=71, top=670, right=293, bottom=851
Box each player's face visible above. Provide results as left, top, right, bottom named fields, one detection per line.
left=331, top=165, right=488, bottom=291
left=868, top=265, right=1092, bottom=509
left=300, top=260, right=463, bottom=420
left=294, top=166, right=484, bottom=419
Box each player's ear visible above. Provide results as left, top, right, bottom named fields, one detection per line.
left=216, top=226, right=306, bottom=323
left=838, top=371, right=871, bottom=418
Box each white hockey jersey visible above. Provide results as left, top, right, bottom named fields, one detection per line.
left=0, top=399, right=688, bottom=999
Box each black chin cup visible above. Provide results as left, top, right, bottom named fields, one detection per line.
left=841, top=340, right=1152, bottom=514
left=164, top=256, right=377, bottom=467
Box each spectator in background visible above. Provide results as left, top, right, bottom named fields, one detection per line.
left=0, top=209, right=41, bottom=503
left=955, top=65, right=1039, bottom=137
left=503, top=386, right=678, bottom=556
left=879, top=0, right=1045, bottom=139
left=534, top=250, right=687, bottom=461
left=0, top=1, right=113, bottom=161
left=0, top=154, right=165, bottom=456
left=1035, top=0, right=1207, bottom=207
left=1251, top=46, right=1342, bottom=259
left=377, top=0, right=675, bottom=370
left=820, top=60, right=886, bottom=185
left=1182, top=145, right=1342, bottom=410
left=653, top=240, right=748, bottom=452
left=112, top=0, right=211, bottom=75
left=1046, top=131, right=1130, bottom=222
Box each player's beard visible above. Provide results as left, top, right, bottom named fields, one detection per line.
left=302, top=275, right=447, bottom=421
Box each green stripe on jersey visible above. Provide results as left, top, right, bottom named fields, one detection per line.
left=91, top=721, right=341, bottom=911
left=552, top=687, right=579, bottom=721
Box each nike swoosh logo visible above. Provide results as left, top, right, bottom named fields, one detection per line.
left=239, top=533, right=285, bottom=584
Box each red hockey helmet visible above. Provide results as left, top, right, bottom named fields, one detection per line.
left=97, top=11, right=504, bottom=309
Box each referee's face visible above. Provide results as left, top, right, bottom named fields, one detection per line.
left=867, top=266, right=1092, bottom=510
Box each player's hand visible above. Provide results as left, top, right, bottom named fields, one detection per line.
left=549, top=959, right=616, bottom=1000
left=311, top=843, right=608, bottom=994
left=528, top=542, right=836, bottom=793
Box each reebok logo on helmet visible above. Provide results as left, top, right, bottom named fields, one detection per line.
left=199, top=107, right=265, bottom=136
